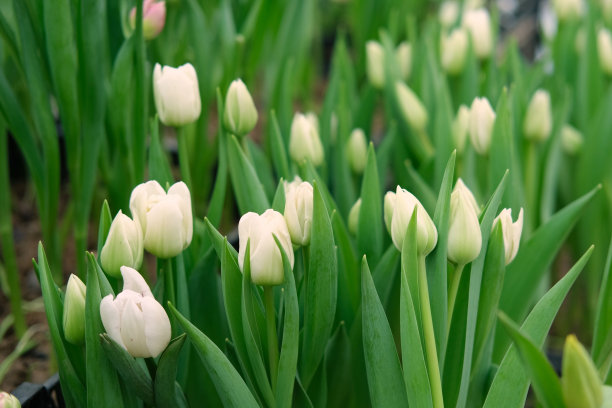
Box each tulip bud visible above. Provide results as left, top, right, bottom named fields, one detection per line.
left=62, top=274, right=86, bottom=345
left=439, top=1, right=460, bottom=29
left=561, top=124, right=583, bottom=154
left=492, top=208, right=523, bottom=265
left=289, top=113, right=324, bottom=166
left=561, top=335, right=603, bottom=408
left=462, top=8, right=493, bottom=59
left=453, top=105, right=470, bottom=154
left=100, top=210, right=143, bottom=278
left=223, top=79, right=258, bottom=136
left=348, top=199, right=362, bottom=236
left=366, top=41, right=385, bottom=88
left=153, top=63, right=201, bottom=127
left=384, top=191, right=396, bottom=234
left=469, top=97, right=496, bottom=155
left=130, top=0, right=166, bottom=40
left=100, top=266, right=171, bottom=358
left=604, top=0, right=612, bottom=23
left=523, top=89, right=552, bottom=142
left=396, top=42, right=412, bottom=81
left=284, top=181, right=314, bottom=246
left=305, top=112, right=320, bottom=135
left=347, top=129, right=368, bottom=174
left=129, top=180, right=193, bottom=258
left=395, top=81, right=428, bottom=132
left=447, top=179, right=482, bottom=265
left=390, top=186, right=438, bottom=256
left=238, top=210, right=295, bottom=286
left=552, top=0, right=584, bottom=21
left=598, top=28, right=612, bottom=76
left=441, top=28, right=469, bottom=75
left=0, top=392, right=20, bottom=408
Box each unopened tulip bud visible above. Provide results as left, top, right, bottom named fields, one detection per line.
left=289, top=113, right=324, bottom=166
left=462, top=9, right=493, bottom=59
left=238, top=210, right=295, bottom=286
left=305, top=112, right=320, bottom=135
left=62, top=274, right=86, bottom=345
left=390, top=186, right=438, bottom=256
left=598, top=28, right=612, bottom=75
left=441, top=28, right=469, bottom=75
left=395, top=81, right=428, bottom=132
left=561, top=124, right=583, bottom=154
left=223, top=79, right=258, bottom=136
left=384, top=191, right=396, bottom=234
left=0, top=392, right=20, bottom=408
left=492, top=208, right=523, bottom=265
left=153, top=63, right=201, bottom=127
left=562, top=335, right=603, bottom=408
left=396, top=42, right=412, bottom=81
left=100, top=266, right=171, bottom=358
left=553, top=0, right=584, bottom=21
left=284, top=181, right=314, bottom=246
left=469, top=97, right=496, bottom=155
left=130, top=181, right=193, bottom=258
left=348, top=199, right=362, bottom=236
left=448, top=179, right=482, bottom=265
left=439, top=1, right=460, bottom=29
left=453, top=105, right=470, bottom=154
left=100, top=210, right=143, bottom=278
left=130, top=0, right=166, bottom=40
left=524, top=89, right=552, bottom=142
left=347, top=129, right=368, bottom=174
left=366, top=41, right=385, bottom=88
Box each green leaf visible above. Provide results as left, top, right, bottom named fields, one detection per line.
left=361, top=256, right=409, bottom=407
left=169, top=303, right=259, bottom=408
left=357, top=143, right=383, bottom=265
left=148, top=116, right=174, bottom=186
left=207, top=89, right=229, bottom=227
left=155, top=334, right=188, bottom=408
left=203, top=218, right=238, bottom=262
left=498, top=313, right=566, bottom=408
left=325, top=323, right=352, bottom=408
left=268, top=110, right=291, bottom=181
left=483, top=246, right=593, bottom=408
left=271, top=179, right=286, bottom=213
left=96, top=200, right=112, bottom=257
left=300, top=183, right=338, bottom=388
left=592, top=236, right=612, bottom=366
left=332, top=210, right=360, bottom=322
left=371, top=244, right=401, bottom=311
left=227, top=134, right=270, bottom=214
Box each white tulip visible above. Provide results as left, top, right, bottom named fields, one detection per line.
left=63, top=274, right=86, bottom=345
left=524, top=89, right=552, bottom=142
left=384, top=191, right=396, bottom=235
left=561, top=124, right=583, bottom=154
left=552, top=0, right=584, bottom=21
left=100, top=266, right=171, bottom=358
left=447, top=179, right=482, bottom=265
left=366, top=41, right=385, bottom=88
left=348, top=198, right=362, bottom=236
left=284, top=181, right=314, bottom=246
left=453, top=105, right=470, bottom=154
left=289, top=113, right=324, bottom=166
left=469, top=97, right=496, bottom=155
left=492, top=208, right=524, bottom=265
left=396, top=42, right=412, bottom=81
left=462, top=8, right=493, bottom=59
left=238, top=210, right=295, bottom=285
left=441, top=28, right=469, bottom=75
left=598, top=28, right=612, bottom=76
left=439, top=1, right=460, bottom=28
left=395, top=81, right=428, bottom=132
left=347, top=129, right=368, bottom=174
left=0, top=392, right=20, bottom=408
left=390, top=186, right=438, bottom=256
left=224, top=79, right=258, bottom=136
left=153, top=63, right=201, bottom=127
left=129, top=180, right=193, bottom=258
left=100, top=210, right=143, bottom=277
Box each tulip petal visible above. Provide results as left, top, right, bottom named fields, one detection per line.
left=143, top=198, right=185, bottom=258
left=120, top=297, right=150, bottom=357
left=238, top=212, right=259, bottom=272
left=100, top=295, right=126, bottom=350
left=141, top=296, right=171, bottom=357
left=121, top=266, right=153, bottom=298
left=168, top=181, right=193, bottom=248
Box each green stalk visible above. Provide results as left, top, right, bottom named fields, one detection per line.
left=163, top=258, right=177, bottom=337
left=524, top=141, right=538, bottom=234
left=264, top=286, right=278, bottom=391
left=447, top=263, right=464, bottom=333
left=177, top=127, right=193, bottom=189
left=418, top=255, right=444, bottom=408
left=133, top=0, right=147, bottom=184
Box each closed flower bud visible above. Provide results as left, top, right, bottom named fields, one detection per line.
left=100, top=210, right=143, bottom=278
left=553, top=0, right=584, bottom=21
left=153, top=63, right=201, bottom=127
left=492, top=208, right=523, bottom=265
left=223, top=79, right=258, bottom=136
left=469, top=97, right=496, bottom=155
left=439, top=1, right=460, bottom=29
left=384, top=191, right=396, bottom=234
left=62, top=274, right=86, bottom=345
left=289, top=113, right=324, bottom=166
left=441, top=28, right=469, bottom=75
left=396, top=42, right=412, bottom=81
left=348, top=199, right=362, bottom=236
left=238, top=210, right=295, bottom=286
left=347, top=129, right=368, bottom=174
left=448, top=179, right=482, bottom=265
left=598, top=28, right=612, bottom=75
left=395, top=81, right=428, bottom=132
left=366, top=41, right=385, bottom=88
left=523, top=90, right=552, bottom=142
left=562, top=335, right=603, bottom=408
left=0, top=392, right=20, bottom=408
left=462, top=8, right=493, bottom=59
left=100, top=266, right=171, bottom=358
left=130, top=181, right=193, bottom=258
left=453, top=105, right=470, bottom=154
left=390, top=186, right=438, bottom=256
left=561, top=124, right=583, bottom=154
left=130, top=0, right=166, bottom=40
left=284, top=181, right=314, bottom=246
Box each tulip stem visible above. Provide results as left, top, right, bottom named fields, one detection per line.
left=418, top=255, right=444, bottom=408
left=447, top=263, right=465, bottom=333
left=163, top=258, right=176, bottom=334
left=177, top=127, right=193, bottom=190
left=264, top=286, right=278, bottom=391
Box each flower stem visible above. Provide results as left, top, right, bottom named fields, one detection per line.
left=178, top=126, right=192, bottom=189
left=163, top=258, right=176, bottom=335
left=264, top=286, right=278, bottom=391
left=418, top=256, right=444, bottom=408
left=447, top=263, right=465, bottom=333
